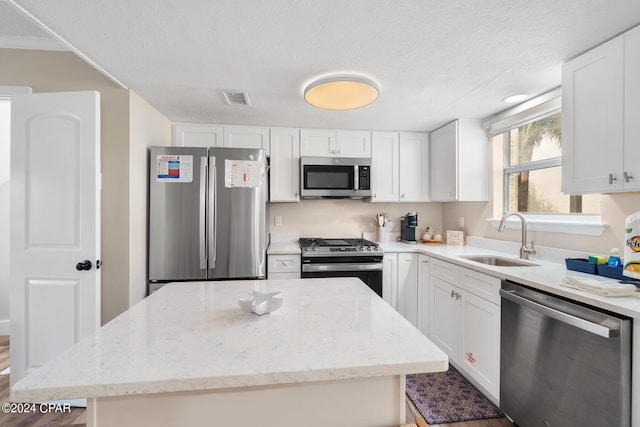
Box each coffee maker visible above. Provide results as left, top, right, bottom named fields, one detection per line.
left=400, top=212, right=418, bottom=244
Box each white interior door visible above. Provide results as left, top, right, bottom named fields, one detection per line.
left=10, top=91, right=101, bottom=393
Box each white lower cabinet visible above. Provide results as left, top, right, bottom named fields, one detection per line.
left=460, top=290, right=500, bottom=399
left=267, top=254, right=301, bottom=279
left=428, top=258, right=501, bottom=401
left=382, top=253, right=398, bottom=308
left=429, top=276, right=462, bottom=363
left=382, top=252, right=420, bottom=329
left=397, top=253, right=419, bottom=327
left=417, top=255, right=430, bottom=336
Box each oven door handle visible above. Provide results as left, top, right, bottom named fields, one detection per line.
left=302, top=263, right=383, bottom=272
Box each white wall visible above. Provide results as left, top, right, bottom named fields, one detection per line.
left=0, top=49, right=172, bottom=326
left=0, top=181, right=8, bottom=335
left=128, top=91, right=171, bottom=306
left=0, top=88, right=32, bottom=335
left=442, top=193, right=640, bottom=256
left=0, top=100, right=9, bottom=334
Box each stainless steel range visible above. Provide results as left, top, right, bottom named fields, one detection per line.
left=299, top=238, right=383, bottom=297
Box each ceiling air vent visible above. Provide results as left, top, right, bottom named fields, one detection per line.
left=220, top=90, right=251, bottom=106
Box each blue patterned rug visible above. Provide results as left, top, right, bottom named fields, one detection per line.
left=406, top=366, right=503, bottom=424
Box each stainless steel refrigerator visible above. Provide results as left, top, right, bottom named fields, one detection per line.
left=148, top=146, right=268, bottom=293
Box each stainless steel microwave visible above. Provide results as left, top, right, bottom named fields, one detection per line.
left=300, top=156, right=372, bottom=199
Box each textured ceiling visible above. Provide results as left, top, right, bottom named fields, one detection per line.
left=4, top=0, right=640, bottom=131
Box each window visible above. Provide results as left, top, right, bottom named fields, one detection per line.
left=484, top=88, right=605, bottom=235
left=498, top=113, right=601, bottom=215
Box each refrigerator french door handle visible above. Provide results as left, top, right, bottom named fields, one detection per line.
left=199, top=157, right=207, bottom=269
left=208, top=157, right=217, bottom=269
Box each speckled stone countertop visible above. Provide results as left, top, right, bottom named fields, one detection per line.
left=379, top=240, right=640, bottom=318
left=12, top=278, right=448, bottom=402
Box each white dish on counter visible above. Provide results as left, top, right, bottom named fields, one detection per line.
left=238, top=291, right=283, bottom=315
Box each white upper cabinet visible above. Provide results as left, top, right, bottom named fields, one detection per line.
left=623, top=25, right=640, bottom=191
left=173, top=123, right=223, bottom=147
left=300, top=128, right=371, bottom=158
left=300, top=128, right=334, bottom=156
left=370, top=131, right=400, bottom=202
left=398, top=132, right=430, bottom=202
left=269, top=127, right=300, bottom=202
left=562, top=26, right=639, bottom=193
left=430, top=119, right=488, bottom=202
left=337, top=130, right=372, bottom=157
left=224, top=126, right=270, bottom=156
left=562, top=35, right=624, bottom=193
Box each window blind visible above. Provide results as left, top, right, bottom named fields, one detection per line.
left=482, top=87, right=561, bottom=136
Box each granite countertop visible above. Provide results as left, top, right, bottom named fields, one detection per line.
left=266, top=234, right=640, bottom=317
left=380, top=240, right=640, bottom=318
left=12, top=278, right=448, bottom=402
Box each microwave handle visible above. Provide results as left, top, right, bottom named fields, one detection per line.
left=354, top=165, right=359, bottom=190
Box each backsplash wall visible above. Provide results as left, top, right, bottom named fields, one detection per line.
left=442, top=192, right=640, bottom=256
left=269, top=200, right=444, bottom=239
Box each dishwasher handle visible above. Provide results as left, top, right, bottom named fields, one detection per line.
left=499, top=289, right=618, bottom=338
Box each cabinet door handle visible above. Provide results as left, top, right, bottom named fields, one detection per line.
left=609, top=173, right=617, bottom=184
left=624, top=171, right=633, bottom=183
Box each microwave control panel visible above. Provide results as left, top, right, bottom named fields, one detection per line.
left=358, top=166, right=370, bottom=190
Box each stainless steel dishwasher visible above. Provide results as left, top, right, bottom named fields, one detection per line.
left=500, top=280, right=632, bottom=427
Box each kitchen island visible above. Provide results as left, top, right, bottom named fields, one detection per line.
left=12, top=278, right=448, bottom=427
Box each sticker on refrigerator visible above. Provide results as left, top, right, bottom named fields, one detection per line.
left=156, top=155, right=193, bottom=182
left=224, top=159, right=260, bottom=188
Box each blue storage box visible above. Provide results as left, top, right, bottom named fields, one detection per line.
left=597, top=264, right=640, bottom=286
left=597, top=264, right=625, bottom=280
left=565, top=258, right=597, bottom=275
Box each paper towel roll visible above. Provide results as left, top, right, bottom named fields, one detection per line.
left=624, top=211, right=640, bottom=280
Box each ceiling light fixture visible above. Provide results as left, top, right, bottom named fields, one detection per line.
left=502, top=94, right=528, bottom=104
left=304, top=75, right=379, bottom=110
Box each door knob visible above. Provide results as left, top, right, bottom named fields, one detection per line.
left=76, top=260, right=93, bottom=271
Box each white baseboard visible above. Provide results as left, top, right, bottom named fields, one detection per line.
left=0, top=319, right=9, bottom=336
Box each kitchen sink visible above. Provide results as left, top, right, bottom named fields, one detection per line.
left=459, top=255, right=539, bottom=267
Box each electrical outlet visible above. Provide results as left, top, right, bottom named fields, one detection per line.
left=458, top=216, right=465, bottom=228
left=274, top=216, right=282, bottom=227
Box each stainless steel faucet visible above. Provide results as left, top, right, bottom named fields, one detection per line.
left=498, top=212, right=536, bottom=260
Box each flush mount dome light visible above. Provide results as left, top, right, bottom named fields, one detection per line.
left=502, top=93, right=528, bottom=104
left=304, top=75, right=379, bottom=110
